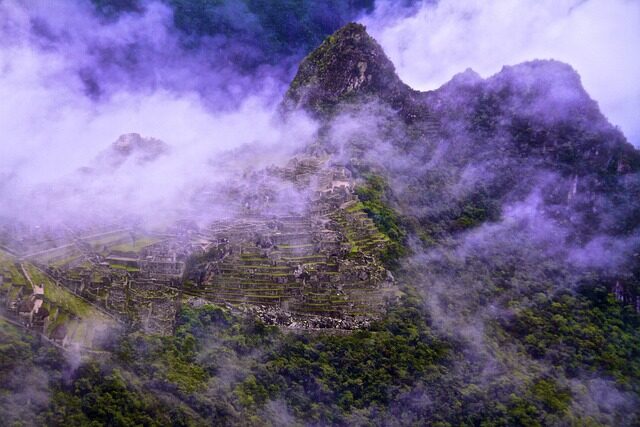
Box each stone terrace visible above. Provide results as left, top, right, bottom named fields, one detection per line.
left=184, top=159, right=396, bottom=327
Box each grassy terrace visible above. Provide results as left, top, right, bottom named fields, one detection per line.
left=345, top=201, right=365, bottom=213
left=223, top=264, right=291, bottom=271
left=46, top=310, right=68, bottom=335
left=0, top=251, right=26, bottom=286
left=24, top=264, right=104, bottom=320
left=282, top=255, right=327, bottom=261
left=276, top=244, right=314, bottom=249
left=110, top=264, right=141, bottom=272
left=190, top=203, right=390, bottom=317
left=85, top=231, right=132, bottom=252
left=296, top=261, right=336, bottom=267
left=330, top=205, right=391, bottom=257
left=51, top=254, right=83, bottom=268
left=0, top=251, right=29, bottom=305
left=28, top=245, right=78, bottom=264
left=109, top=236, right=163, bottom=253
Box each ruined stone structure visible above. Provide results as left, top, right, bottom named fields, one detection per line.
left=2, top=151, right=397, bottom=333
left=46, top=248, right=181, bottom=335
left=184, top=158, right=396, bottom=328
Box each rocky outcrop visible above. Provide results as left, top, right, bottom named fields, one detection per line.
left=284, top=23, right=418, bottom=118
left=84, top=133, right=169, bottom=173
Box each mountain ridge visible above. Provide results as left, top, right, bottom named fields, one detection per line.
left=286, top=22, right=639, bottom=178
left=284, top=21, right=640, bottom=303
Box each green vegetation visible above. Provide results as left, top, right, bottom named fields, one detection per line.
left=86, top=232, right=132, bottom=253
left=110, top=263, right=141, bottom=272
left=51, top=254, right=82, bottom=268
left=0, top=318, right=67, bottom=427
left=25, top=265, right=94, bottom=317
left=109, top=237, right=161, bottom=254
left=249, top=295, right=449, bottom=418
left=0, top=252, right=26, bottom=286
left=0, top=293, right=448, bottom=425
left=2, top=279, right=639, bottom=425
left=108, top=294, right=451, bottom=424
left=0, top=318, right=190, bottom=426
left=506, top=284, right=640, bottom=391
left=47, top=362, right=179, bottom=426
left=355, top=174, right=406, bottom=266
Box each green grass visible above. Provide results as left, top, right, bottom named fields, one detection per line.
left=7, top=285, right=23, bottom=301
left=51, top=255, right=83, bottom=268
left=0, top=280, right=11, bottom=292
left=47, top=311, right=68, bottom=335
left=86, top=232, right=132, bottom=251
left=110, top=264, right=141, bottom=272
left=25, top=264, right=99, bottom=318
left=346, top=201, right=365, bottom=213
left=282, top=255, right=326, bottom=261
left=0, top=249, right=14, bottom=263
left=0, top=255, right=26, bottom=286
left=109, top=237, right=162, bottom=254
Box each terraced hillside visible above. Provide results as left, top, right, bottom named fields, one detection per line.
left=184, top=159, right=397, bottom=328
left=2, top=153, right=399, bottom=332
left=45, top=236, right=183, bottom=335
left=0, top=250, right=116, bottom=350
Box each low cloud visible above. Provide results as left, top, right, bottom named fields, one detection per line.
left=363, top=0, right=640, bottom=145
left=0, top=0, right=318, bottom=228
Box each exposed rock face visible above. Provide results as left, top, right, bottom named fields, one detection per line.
left=87, top=133, right=169, bottom=173
left=288, top=22, right=640, bottom=176
left=111, top=133, right=167, bottom=160
left=285, top=23, right=415, bottom=116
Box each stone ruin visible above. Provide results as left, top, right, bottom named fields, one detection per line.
left=44, top=238, right=188, bottom=335
left=184, top=158, right=397, bottom=328
left=3, top=153, right=398, bottom=334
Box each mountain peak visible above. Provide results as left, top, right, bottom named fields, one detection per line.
left=83, top=133, right=169, bottom=174
left=109, top=133, right=168, bottom=163
left=284, top=23, right=411, bottom=115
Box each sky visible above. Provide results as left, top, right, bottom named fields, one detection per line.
left=364, top=0, right=640, bottom=146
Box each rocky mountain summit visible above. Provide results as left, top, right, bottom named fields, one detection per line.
left=83, top=133, right=169, bottom=174
left=285, top=23, right=414, bottom=115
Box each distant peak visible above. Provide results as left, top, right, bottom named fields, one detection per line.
left=451, top=68, right=483, bottom=85
left=83, top=133, right=169, bottom=174
left=493, top=60, right=584, bottom=89
left=111, top=133, right=168, bottom=159
left=284, top=22, right=410, bottom=115
left=113, top=133, right=144, bottom=153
